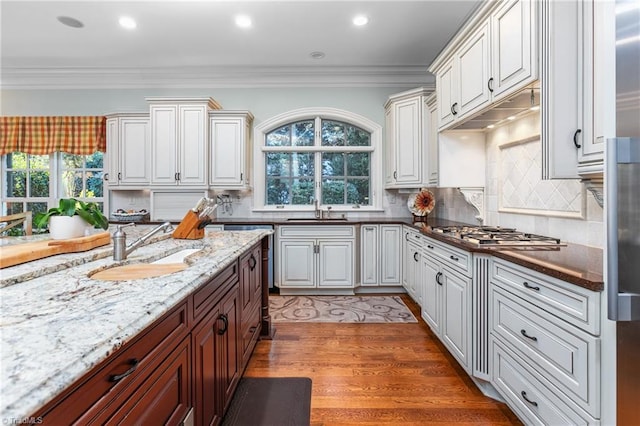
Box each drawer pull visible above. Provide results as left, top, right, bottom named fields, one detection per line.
left=109, top=358, right=139, bottom=383
left=405, top=233, right=410, bottom=241
left=427, top=245, right=434, bottom=250
left=520, top=329, right=538, bottom=341
left=413, top=252, right=420, bottom=262
left=218, top=314, right=229, bottom=335
left=523, top=281, right=540, bottom=291
left=521, top=391, right=539, bottom=407
left=435, top=272, right=443, bottom=286
left=450, top=255, right=459, bottom=261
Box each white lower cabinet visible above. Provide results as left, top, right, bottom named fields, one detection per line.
left=402, top=226, right=423, bottom=305
left=277, top=226, right=355, bottom=292
left=490, top=257, right=601, bottom=424
left=421, top=251, right=472, bottom=373
left=360, top=224, right=402, bottom=287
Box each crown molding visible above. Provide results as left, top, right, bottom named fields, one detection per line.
left=0, top=65, right=434, bottom=90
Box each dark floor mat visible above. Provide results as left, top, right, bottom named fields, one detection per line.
left=222, top=377, right=312, bottom=426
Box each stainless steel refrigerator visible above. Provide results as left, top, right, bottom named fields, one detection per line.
left=606, top=1, right=640, bottom=424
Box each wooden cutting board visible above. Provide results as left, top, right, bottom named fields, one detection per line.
left=90, top=263, right=187, bottom=281
left=0, top=231, right=111, bottom=269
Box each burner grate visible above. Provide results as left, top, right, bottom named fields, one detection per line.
left=430, top=225, right=564, bottom=247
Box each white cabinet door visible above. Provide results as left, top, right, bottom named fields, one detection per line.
left=421, top=255, right=441, bottom=335
left=106, top=117, right=119, bottom=187
left=278, top=240, right=315, bottom=288
left=394, top=98, right=423, bottom=185
left=406, top=241, right=422, bottom=305
left=541, top=0, right=596, bottom=179
left=457, top=22, right=491, bottom=117
left=360, top=225, right=378, bottom=286
left=150, top=105, right=179, bottom=185
left=384, top=107, right=396, bottom=186
left=106, top=115, right=150, bottom=187
left=210, top=112, right=252, bottom=188
left=441, top=268, right=471, bottom=369
left=178, top=104, right=207, bottom=186
left=425, top=96, right=439, bottom=186
left=380, top=225, right=402, bottom=285
left=318, top=240, right=353, bottom=288
left=490, top=0, right=536, bottom=99
left=437, top=58, right=457, bottom=128
left=119, top=117, right=150, bottom=185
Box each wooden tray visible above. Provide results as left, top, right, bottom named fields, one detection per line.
left=0, top=231, right=111, bottom=269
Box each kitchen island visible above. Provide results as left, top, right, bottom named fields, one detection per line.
left=0, top=227, right=272, bottom=423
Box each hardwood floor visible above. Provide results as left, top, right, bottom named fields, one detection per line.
left=244, top=294, right=522, bottom=425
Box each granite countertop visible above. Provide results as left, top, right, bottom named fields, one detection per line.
left=0, top=227, right=272, bottom=421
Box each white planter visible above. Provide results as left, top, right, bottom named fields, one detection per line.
left=49, top=215, right=89, bottom=240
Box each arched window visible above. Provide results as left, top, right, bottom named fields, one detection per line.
left=253, top=108, right=382, bottom=212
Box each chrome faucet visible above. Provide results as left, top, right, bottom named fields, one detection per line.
left=112, top=221, right=174, bottom=261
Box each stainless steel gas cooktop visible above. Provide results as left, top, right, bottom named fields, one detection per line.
left=430, top=225, right=566, bottom=247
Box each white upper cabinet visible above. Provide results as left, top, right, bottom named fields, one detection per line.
left=541, top=0, right=602, bottom=179
left=425, top=95, right=439, bottom=186
left=209, top=111, right=254, bottom=189
left=430, top=0, right=537, bottom=131
left=147, top=97, right=221, bottom=187
left=384, top=87, right=434, bottom=189
left=105, top=113, right=150, bottom=187
left=490, top=0, right=536, bottom=99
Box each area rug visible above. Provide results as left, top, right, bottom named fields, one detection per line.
left=270, top=295, right=418, bottom=323
left=222, top=377, right=312, bottom=426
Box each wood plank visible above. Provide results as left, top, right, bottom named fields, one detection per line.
left=243, top=294, right=522, bottom=426
left=0, top=232, right=111, bottom=269
left=90, top=263, right=187, bottom=281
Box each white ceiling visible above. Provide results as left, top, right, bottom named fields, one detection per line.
left=0, top=0, right=482, bottom=89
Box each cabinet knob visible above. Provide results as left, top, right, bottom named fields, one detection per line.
left=573, top=129, right=582, bottom=148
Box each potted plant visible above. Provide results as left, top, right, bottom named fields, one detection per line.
left=34, top=198, right=109, bottom=239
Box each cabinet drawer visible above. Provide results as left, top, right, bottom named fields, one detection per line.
left=492, top=340, right=598, bottom=426
left=491, top=287, right=600, bottom=417
left=423, top=236, right=472, bottom=276
left=193, top=260, right=238, bottom=323
left=491, top=258, right=600, bottom=335
left=39, top=302, right=190, bottom=424
left=278, top=225, right=356, bottom=238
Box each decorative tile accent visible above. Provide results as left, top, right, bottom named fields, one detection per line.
left=499, top=136, right=584, bottom=218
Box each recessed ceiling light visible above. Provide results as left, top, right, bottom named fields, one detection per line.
left=353, top=15, right=369, bottom=26
left=507, top=116, right=516, bottom=120
left=487, top=124, right=495, bottom=129
left=119, top=16, right=137, bottom=30
left=57, top=16, right=84, bottom=28
left=310, top=51, right=326, bottom=59
left=235, top=15, right=252, bottom=28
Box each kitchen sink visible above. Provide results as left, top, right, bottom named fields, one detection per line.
left=286, top=217, right=349, bottom=222
left=89, top=248, right=203, bottom=281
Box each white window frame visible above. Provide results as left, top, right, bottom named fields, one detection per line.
left=1, top=152, right=108, bottom=217
left=253, top=107, right=383, bottom=212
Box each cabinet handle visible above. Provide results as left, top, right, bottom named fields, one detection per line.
left=488, top=77, right=494, bottom=93
left=109, top=358, right=139, bottom=383
left=427, top=245, right=434, bottom=250
left=520, top=329, right=538, bottom=341
left=117, top=172, right=122, bottom=181
left=240, top=172, right=243, bottom=181
left=393, top=171, right=397, bottom=180
left=573, top=129, right=582, bottom=148
left=413, top=252, right=419, bottom=262
left=218, top=314, right=229, bottom=335
left=523, top=281, right=540, bottom=291
left=521, top=391, right=538, bottom=407
left=405, top=233, right=409, bottom=241
left=436, top=271, right=443, bottom=286
left=104, top=173, right=109, bottom=181
left=449, top=255, right=459, bottom=261
left=451, top=102, right=458, bottom=116
left=249, top=254, right=257, bottom=271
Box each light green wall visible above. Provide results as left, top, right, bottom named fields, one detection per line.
left=0, top=86, right=406, bottom=127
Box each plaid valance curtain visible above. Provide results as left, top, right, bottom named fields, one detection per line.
left=0, top=116, right=107, bottom=156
